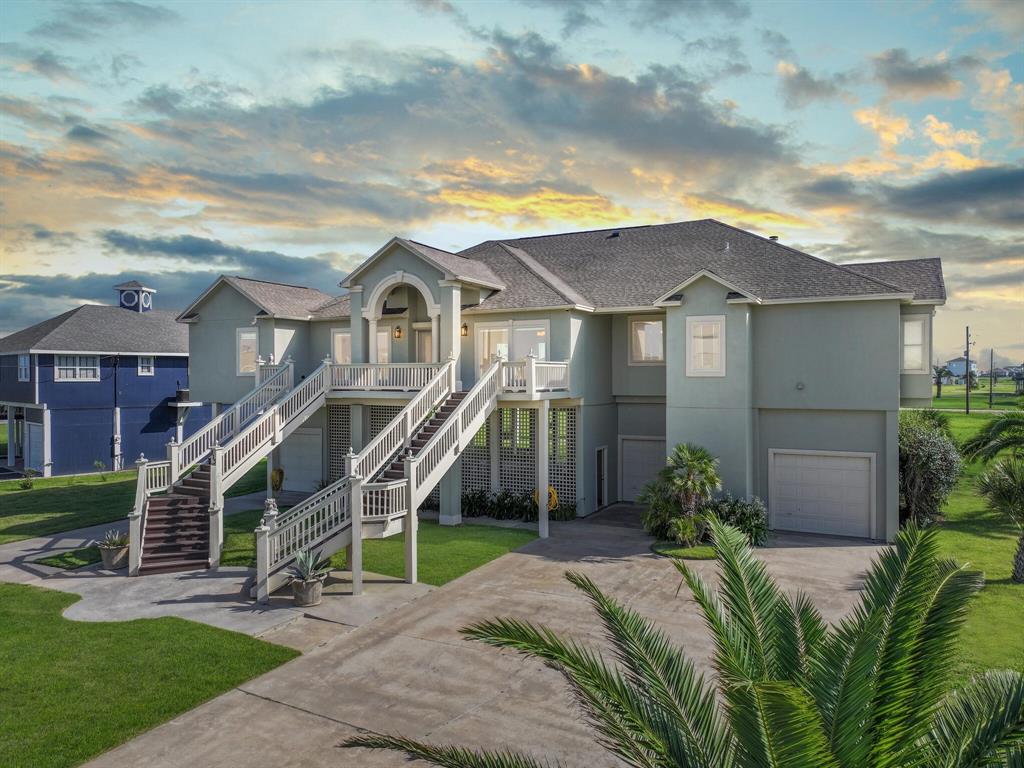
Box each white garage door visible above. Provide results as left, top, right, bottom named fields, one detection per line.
left=769, top=450, right=873, bottom=538
left=620, top=438, right=665, bottom=502
left=278, top=429, right=323, bottom=492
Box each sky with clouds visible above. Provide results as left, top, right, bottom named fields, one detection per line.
left=0, top=0, right=1021, bottom=363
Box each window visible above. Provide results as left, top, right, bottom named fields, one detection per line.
left=902, top=317, right=928, bottom=373
left=375, top=329, right=391, bottom=363
left=17, top=354, right=30, bottom=382
left=236, top=328, right=258, bottom=375
left=331, top=329, right=351, bottom=364
left=686, top=315, right=725, bottom=377
left=476, top=320, right=549, bottom=371
left=137, top=356, right=154, bottom=376
left=629, top=317, right=664, bottom=364
left=55, top=355, right=100, bottom=381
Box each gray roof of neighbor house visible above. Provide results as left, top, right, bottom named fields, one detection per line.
left=459, top=219, right=935, bottom=309
left=842, top=258, right=946, bottom=302
left=0, top=305, right=187, bottom=354
left=183, top=219, right=945, bottom=320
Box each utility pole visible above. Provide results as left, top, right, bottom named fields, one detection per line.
left=989, top=348, right=994, bottom=410
left=965, top=326, right=972, bottom=415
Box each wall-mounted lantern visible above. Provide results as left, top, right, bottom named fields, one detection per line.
left=460, top=323, right=469, bottom=337
left=393, top=325, right=403, bottom=340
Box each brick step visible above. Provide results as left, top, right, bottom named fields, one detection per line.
left=138, top=558, right=209, bottom=576
left=145, top=519, right=207, bottom=533
left=144, top=531, right=208, bottom=546
left=142, top=546, right=209, bottom=560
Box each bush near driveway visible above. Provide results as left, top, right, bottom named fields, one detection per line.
left=0, top=582, right=297, bottom=768
left=898, top=410, right=962, bottom=526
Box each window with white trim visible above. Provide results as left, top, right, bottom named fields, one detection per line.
left=17, top=354, right=30, bottom=382
left=236, top=328, right=258, bottom=375
left=137, top=355, right=154, bottom=376
left=55, top=355, right=100, bottom=381
left=331, top=329, right=351, bottom=364
left=475, top=319, right=549, bottom=372
left=901, top=316, right=928, bottom=373
left=376, top=329, right=391, bottom=364
left=686, top=315, right=725, bottom=377
left=629, top=316, right=664, bottom=364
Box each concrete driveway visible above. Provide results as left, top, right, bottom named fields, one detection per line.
left=86, top=510, right=883, bottom=768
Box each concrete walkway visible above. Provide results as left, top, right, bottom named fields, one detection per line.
left=0, top=491, right=432, bottom=644
left=85, top=515, right=884, bottom=768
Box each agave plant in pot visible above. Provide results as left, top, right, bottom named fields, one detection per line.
left=97, top=529, right=129, bottom=570
left=287, top=549, right=331, bottom=606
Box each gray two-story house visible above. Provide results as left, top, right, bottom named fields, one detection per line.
left=126, top=219, right=943, bottom=591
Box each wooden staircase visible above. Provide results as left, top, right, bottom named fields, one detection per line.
left=375, top=391, right=468, bottom=483
left=138, top=464, right=212, bottom=575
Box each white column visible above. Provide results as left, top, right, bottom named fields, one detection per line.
left=430, top=313, right=440, bottom=363
left=367, top=317, right=379, bottom=363
left=266, top=447, right=276, bottom=497
left=488, top=409, right=500, bottom=494
left=438, top=281, right=461, bottom=364
left=350, top=475, right=363, bottom=596
left=403, top=454, right=418, bottom=583
left=536, top=400, right=550, bottom=539
left=6, top=407, right=14, bottom=466
left=349, top=286, right=366, bottom=363
left=439, top=455, right=462, bottom=526
left=112, top=406, right=122, bottom=471
left=41, top=407, right=52, bottom=477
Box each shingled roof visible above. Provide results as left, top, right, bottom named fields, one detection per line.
left=0, top=305, right=187, bottom=354
left=177, top=276, right=338, bottom=321
left=843, top=258, right=946, bottom=302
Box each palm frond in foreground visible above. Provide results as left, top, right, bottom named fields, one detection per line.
left=341, top=519, right=1024, bottom=767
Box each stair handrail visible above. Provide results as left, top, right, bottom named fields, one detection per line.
left=352, top=359, right=455, bottom=481
left=128, top=454, right=172, bottom=576
left=271, top=359, right=454, bottom=532
left=263, top=476, right=353, bottom=575
left=171, top=360, right=293, bottom=481
left=217, top=360, right=330, bottom=484
left=410, top=359, right=501, bottom=493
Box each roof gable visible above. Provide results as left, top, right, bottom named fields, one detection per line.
left=342, top=237, right=505, bottom=291
left=177, top=275, right=337, bottom=322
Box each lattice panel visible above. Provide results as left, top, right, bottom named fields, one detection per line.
left=327, top=404, right=352, bottom=482
left=498, top=407, right=537, bottom=495
left=549, top=407, right=577, bottom=506
left=461, top=421, right=491, bottom=493
left=368, top=405, right=402, bottom=439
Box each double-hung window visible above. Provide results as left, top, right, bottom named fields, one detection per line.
left=331, top=329, right=351, bottom=364
left=476, top=320, right=549, bottom=372
left=55, top=355, right=100, bottom=381
left=629, top=316, right=665, bottom=364
left=236, top=328, right=258, bottom=375
left=901, top=316, right=928, bottom=373
left=686, top=315, right=725, bottom=377
left=137, top=356, right=154, bottom=376
left=17, top=354, right=30, bottom=382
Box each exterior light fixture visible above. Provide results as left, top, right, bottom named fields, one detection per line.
left=393, top=326, right=403, bottom=340
left=460, top=323, right=469, bottom=337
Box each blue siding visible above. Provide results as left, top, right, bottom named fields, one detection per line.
left=117, top=356, right=189, bottom=407
left=0, top=353, right=36, bottom=404
left=38, top=354, right=115, bottom=408
left=50, top=408, right=113, bottom=474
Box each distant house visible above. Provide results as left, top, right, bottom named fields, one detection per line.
left=944, top=356, right=978, bottom=384
left=0, top=282, right=210, bottom=476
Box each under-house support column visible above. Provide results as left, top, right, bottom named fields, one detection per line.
left=536, top=400, right=549, bottom=539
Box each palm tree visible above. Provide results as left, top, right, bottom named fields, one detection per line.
left=344, top=519, right=1024, bottom=767
left=978, top=459, right=1024, bottom=583
left=661, top=443, right=722, bottom=515
left=963, top=410, right=1024, bottom=462
left=934, top=364, right=951, bottom=399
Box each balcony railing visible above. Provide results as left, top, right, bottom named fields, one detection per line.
left=329, top=363, right=443, bottom=391
left=499, top=356, right=570, bottom=397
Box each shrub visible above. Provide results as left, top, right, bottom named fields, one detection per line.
left=637, top=477, right=683, bottom=540
left=700, top=494, right=768, bottom=546
left=461, top=489, right=492, bottom=518
left=913, top=408, right=954, bottom=440
left=493, top=490, right=533, bottom=520
left=898, top=413, right=962, bottom=526
left=18, top=469, right=38, bottom=490
left=550, top=501, right=578, bottom=521
left=97, top=529, right=128, bottom=548
left=93, top=459, right=107, bottom=481
left=661, top=443, right=722, bottom=514
left=668, top=514, right=707, bottom=547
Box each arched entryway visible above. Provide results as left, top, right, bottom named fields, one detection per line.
left=362, top=272, right=441, bottom=363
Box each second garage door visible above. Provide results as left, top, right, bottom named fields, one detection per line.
left=278, top=428, right=323, bottom=493
left=620, top=438, right=665, bottom=502
left=769, top=450, right=873, bottom=538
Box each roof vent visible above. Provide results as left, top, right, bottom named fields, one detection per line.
left=768, top=235, right=779, bottom=241
left=724, top=241, right=730, bottom=252
left=606, top=231, right=620, bottom=239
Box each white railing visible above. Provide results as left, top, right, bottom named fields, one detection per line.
left=127, top=455, right=172, bottom=576
left=412, top=360, right=501, bottom=500
left=330, top=363, right=442, bottom=391
left=171, top=359, right=292, bottom=481
left=362, top=480, right=408, bottom=518
left=266, top=478, right=352, bottom=573
left=499, top=356, right=570, bottom=396
left=352, top=361, right=455, bottom=480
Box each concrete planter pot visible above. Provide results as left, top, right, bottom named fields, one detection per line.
left=99, top=545, right=128, bottom=571
left=292, top=578, right=324, bottom=607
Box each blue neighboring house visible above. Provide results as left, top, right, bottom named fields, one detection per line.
left=0, top=281, right=211, bottom=476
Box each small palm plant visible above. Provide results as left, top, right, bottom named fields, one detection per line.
left=934, top=364, right=951, bottom=399
left=977, top=458, right=1024, bottom=583
left=662, top=443, right=722, bottom=515
left=287, top=548, right=331, bottom=607
left=963, top=410, right=1024, bottom=462
left=344, top=519, right=1024, bottom=767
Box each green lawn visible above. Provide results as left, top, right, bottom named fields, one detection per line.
left=935, top=412, right=1024, bottom=679
left=0, top=421, right=7, bottom=459
left=651, top=541, right=717, bottom=560
left=932, top=381, right=1022, bottom=411
left=221, top=509, right=537, bottom=586
left=0, top=582, right=298, bottom=768
left=0, top=471, right=138, bottom=545
left=34, top=546, right=101, bottom=569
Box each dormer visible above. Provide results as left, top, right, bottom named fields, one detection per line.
left=114, top=280, right=156, bottom=312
